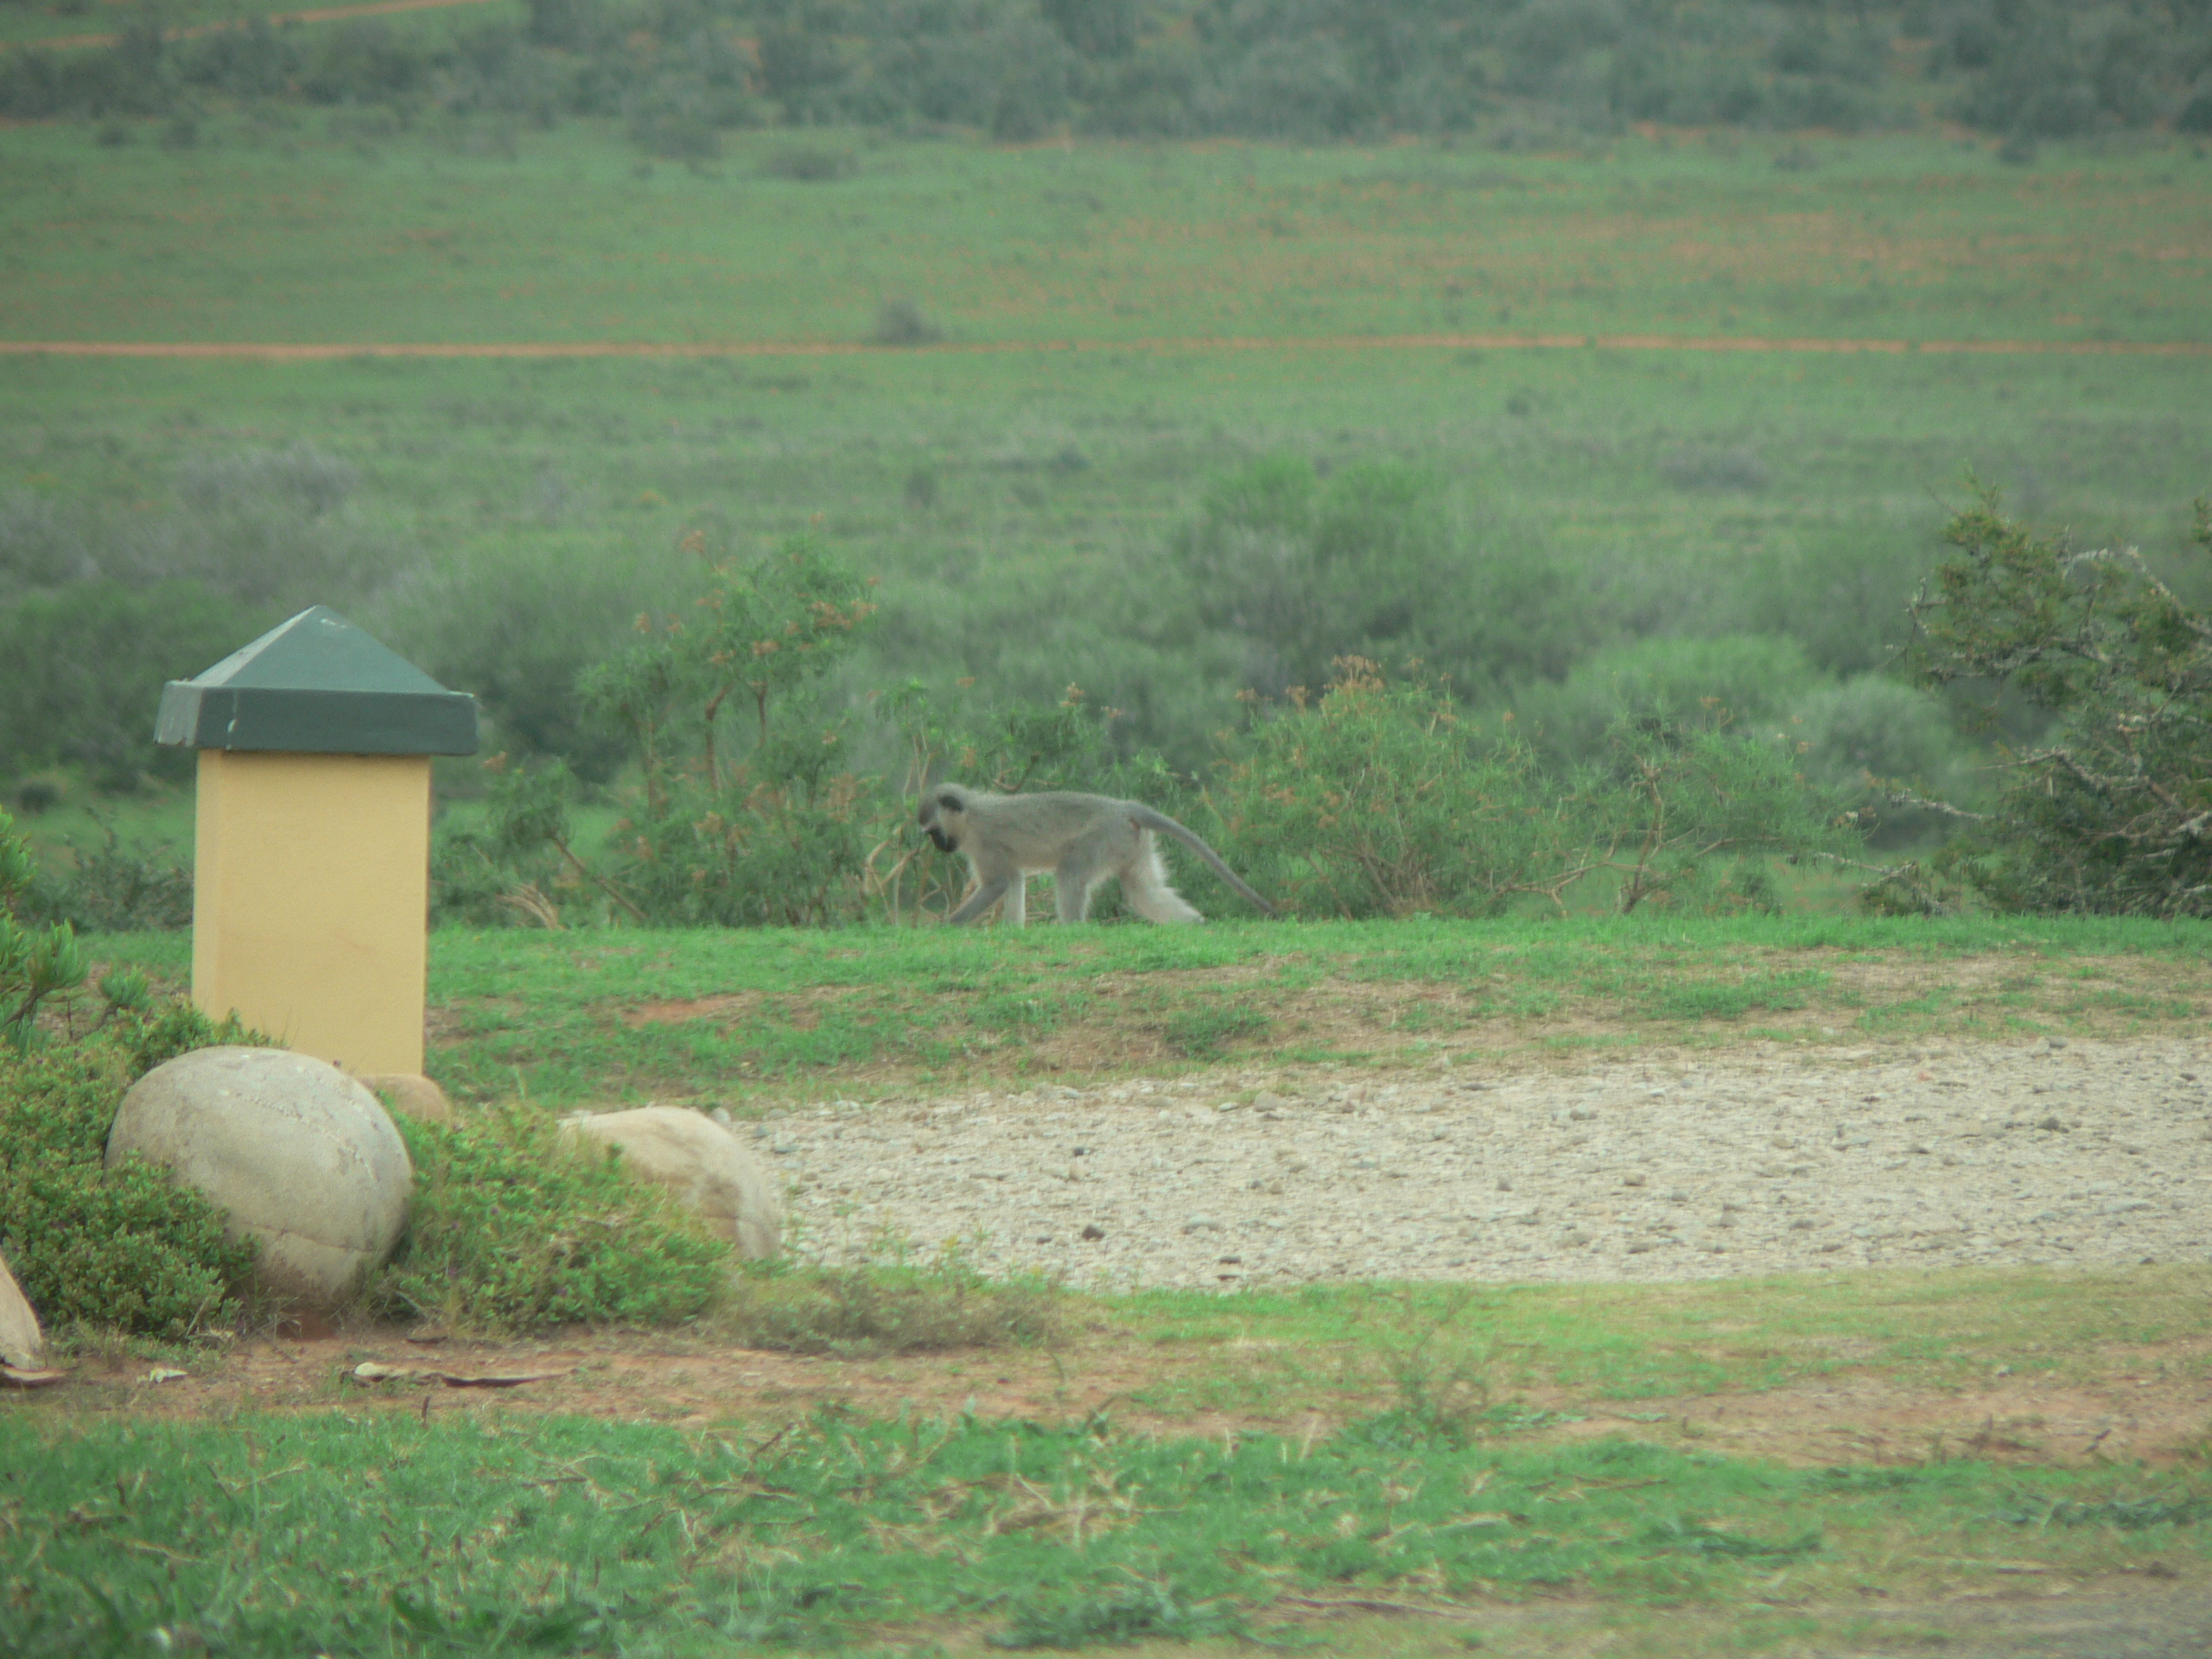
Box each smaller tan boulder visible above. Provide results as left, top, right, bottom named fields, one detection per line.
left=110, top=1046, right=412, bottom=1310
left=0, top=1248, right=42, bottom=1370
left=563, top=1107, right=783, bottom=1260
left=359, top=1073, right=454, bottom=1125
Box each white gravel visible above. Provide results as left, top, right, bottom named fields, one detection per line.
left=744, top=1036, right=2212, bottom=1291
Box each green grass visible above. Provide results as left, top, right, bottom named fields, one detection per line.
left=3, top=130, right=2208, bottom=669
left=5, top=124, right=2208, bottom=347
left=1100, top=1267, right=2212, bottom=1419
left=3, top=1406, right=2205, bottom=1657
left=73, top=912, right=2212, bottom=1106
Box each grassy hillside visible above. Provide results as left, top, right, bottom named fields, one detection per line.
left=3, top=126, right=2208, bottom=344
left=2, top=123, right=2208, bottom=870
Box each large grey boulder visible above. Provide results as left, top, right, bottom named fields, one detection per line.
left=109, top=1046, right=412, bottom=1310
left=0, top=1248, right=41, bottom=1370
left=563, top=1107, right=783, bottom=1260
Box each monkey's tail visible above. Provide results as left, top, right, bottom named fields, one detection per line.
left=1128, top=805, right=1279, bottom=917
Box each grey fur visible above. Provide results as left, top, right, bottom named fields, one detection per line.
left=918, top=784, right=1276, bottom=925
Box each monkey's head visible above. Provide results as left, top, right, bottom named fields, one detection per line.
left=918, top=785, right=969, bottom=854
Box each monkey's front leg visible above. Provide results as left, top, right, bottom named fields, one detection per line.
left=946, top=875, right=1014, bottom=926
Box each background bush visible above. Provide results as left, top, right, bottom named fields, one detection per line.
left=1909, top=494, right=2212, bottom=916
left=1212, top=658, right=1847, bottom=918
left=5, top=3, right=2202, bottom=145
left=0, top=439, right=415, bottom=793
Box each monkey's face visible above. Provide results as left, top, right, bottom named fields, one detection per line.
left=920, top=791, right=963, bottom=854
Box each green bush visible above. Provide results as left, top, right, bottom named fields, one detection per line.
left=28, top=819, right=194, bottom=934
left=0, top=580, right=269, bottom=787
left=1509, top=633, right=1827, bottom=767
left=1216, top=658, right=1850, bottom=918
left=0, top=1007, right=259, bottom=1342
left=1580, top=716, right=1853, bottom=916
left=1909, top=493, right=2212, bottom=916
left=375, top=1104, right=729, bottom=1333
left=1173, top=457, right=1588, bottom=702
left=377, top=533, right=686, bottom=784
left=1212, top=661, right=1582, bottom=918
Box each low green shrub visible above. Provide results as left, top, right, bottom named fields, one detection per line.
left=1212, top=660, right=1582, bottom=918
left=1216, top=659, right=1849, bottom=918
left=27, top=818, right=194, bottom=934
left=376, top=1104, right=729, bottom=1333
left=0, top=1005, right=259, bottom=1342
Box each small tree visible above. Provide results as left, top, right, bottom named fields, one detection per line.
left=581, top=531, right=881, bottom=927
left=1907, top=492, right=2212, bottom=916
left=1211, top=659, right=1579, bottom=918
left=1579, top=716, right=1853, bottom=915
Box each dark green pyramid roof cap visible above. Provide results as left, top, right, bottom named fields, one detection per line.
left=156, top=607, right=479, bottom=756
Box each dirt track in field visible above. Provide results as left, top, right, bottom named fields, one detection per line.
left=3, top=333, right=2207, bottom=360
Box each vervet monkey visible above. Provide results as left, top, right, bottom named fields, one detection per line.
left=918, top=785, right=1276, bottom=925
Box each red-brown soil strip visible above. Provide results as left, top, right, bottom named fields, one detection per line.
left=4, top=332, right=2207, bottom=360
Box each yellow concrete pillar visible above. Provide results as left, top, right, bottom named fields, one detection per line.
left=192, top=750, right=431, bottom=1076
left=156, top=607, right=478, bottom=1097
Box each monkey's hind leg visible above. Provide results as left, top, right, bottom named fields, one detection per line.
left=1052, top=855, right=1104, bottom=924
left=1002, top=874, right=1027, bottom=928
left=1120, top=836, right=1203, bottom=924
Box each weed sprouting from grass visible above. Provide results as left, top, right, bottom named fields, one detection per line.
left=2002, top=1493, right=2212, bottom=1530
left=989, top=1580, right=1245, bottom=1649
left=1160, top=1002, right=1272, bottom=1059
left=760, top=144, right=857, bottom=181
left=1356, top=1287, right=1497, bottom=1446
left=1637, top=1518, right=1823, bottom=1559
left=722, top=1236, right=1065, bottom=1357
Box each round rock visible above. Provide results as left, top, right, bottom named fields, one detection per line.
left=109, top=1046, right=412, bottom=1309
left=563, top=1106, right=784, bottom=1260
left=0, top=1247, right=43, bottom=1370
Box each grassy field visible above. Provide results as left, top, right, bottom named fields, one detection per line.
left=6, top=1400, right=2208, bottom=1657
left=66, top=912, right=2212, bottom=1105
left=5, top=128, right=2208, bottom=725
left=9, top=1259, right=2212, bottom=1656
left=5, top=123, right=2209, bottom=803
left=5, top=124, right=2209, bottom=346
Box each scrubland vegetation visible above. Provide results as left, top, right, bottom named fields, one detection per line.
left=5, top=0, right=2210, bottom=151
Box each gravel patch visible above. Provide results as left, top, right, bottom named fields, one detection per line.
left=741, top=1037, right=2212, bottom=1291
